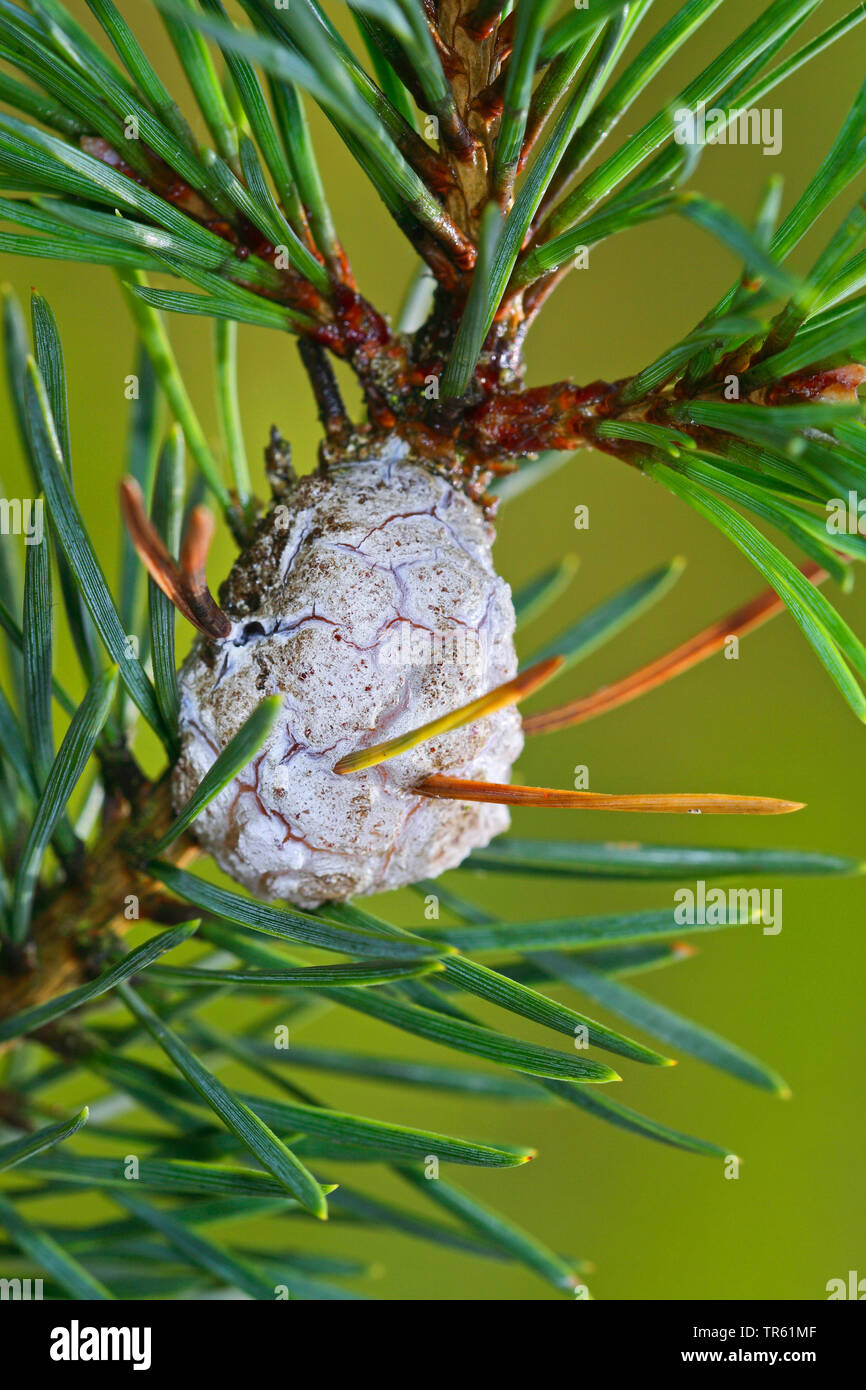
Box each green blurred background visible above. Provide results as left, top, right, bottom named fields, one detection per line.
left=1, top=1, right=864, bottom=1300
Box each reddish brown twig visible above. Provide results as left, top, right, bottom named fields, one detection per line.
left=297, top=339, right=351, bottom=442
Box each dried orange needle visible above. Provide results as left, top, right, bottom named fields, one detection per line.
left=524, top=562, right=827, bottom=736
left=416, top=777, right=804, bottom=816
left=333, top=656, right=564, bottom=775
left=120, top=477, right=231, bottom=640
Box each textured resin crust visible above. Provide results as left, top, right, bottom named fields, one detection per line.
left=172, top=442, right=523, bottom=907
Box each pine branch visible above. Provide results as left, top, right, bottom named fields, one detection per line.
left=0, top=0, right=865, bottom=1302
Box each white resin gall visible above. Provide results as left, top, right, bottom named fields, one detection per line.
left=172, top=442, right=523, bottom=908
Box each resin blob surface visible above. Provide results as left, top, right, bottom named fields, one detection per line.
left=173, top=442, right=522, bottom=907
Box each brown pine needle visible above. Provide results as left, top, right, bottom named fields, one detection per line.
left=180, top=505, right=218, bottom=590
left=120, top=477, right=231, bottom=640
left=523, top=562, right=827, bottom=736
left=333, top=656, right=564, bottom=775
left=416, top=777, right=804, bottom=815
